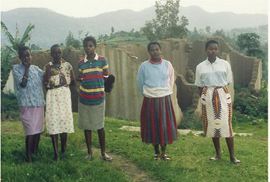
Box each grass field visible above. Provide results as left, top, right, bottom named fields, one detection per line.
left=1, top=113, right=268, bottom=182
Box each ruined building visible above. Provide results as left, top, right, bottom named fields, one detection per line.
left=8, top=37, right=262, bottom=125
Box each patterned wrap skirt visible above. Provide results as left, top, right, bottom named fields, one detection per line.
left=201, top=86, right=233, bottom=138
left=78, top=101, right=105, bottom=130
left=140, top=95, right=178, bottom=146
left=45, top=86, right=74, bottom=135
left=19, top=106, right=44, bottom=135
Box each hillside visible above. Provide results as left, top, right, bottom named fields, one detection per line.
left=1, top=6, right=267, bottom=48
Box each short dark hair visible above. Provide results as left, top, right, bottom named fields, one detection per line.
left=83, top=36, right=97, bottom=47
left=50, top=44, right=61, bottom=52
left=18, top=46, right=31, bottom=58
left=205, top=40, right=218, bottom=50
left=147, top=42, right=161, bottom=52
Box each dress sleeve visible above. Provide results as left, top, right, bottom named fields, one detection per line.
left=194, top=65, right=203, bottom=87
left=102, top=59, right=109, bottom=78
left=226, top=62, right=233, bottom=84
left=78, top=63, right=83, bottom=79
left=168, top=61, right=174, bottom=88
left=137, top=64, right=144, bottom=96
left=37, top=66, right=43, bottom=80
left=43, top=64, right=50, bottom=87
left=12, top=65, right=23, bottom=89
left=69, top=64, right=75, bottom=81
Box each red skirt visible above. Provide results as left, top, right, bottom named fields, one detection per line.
left=140, top=95, right=178, bottom=146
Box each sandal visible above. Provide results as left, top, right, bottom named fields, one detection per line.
left=161, top=154, right=170, bottom=161
left=84, top=154, right=92, bottom=160
left=231, top=157, right=241, bottom=164
left=209, top=156, right=221, bottom=161
left=102, top=153, right=113, bottom=161
left=154, top=154, right=160, bottom=160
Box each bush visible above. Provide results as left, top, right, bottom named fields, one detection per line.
left=233, top=83, right=268, bottom=121
left=179, top=108, right=202, bottom=130
left=1, top=47, right=13, bottom=90
left=1, top=92, right=19, bottom=121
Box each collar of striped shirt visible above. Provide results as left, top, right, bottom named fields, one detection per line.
left=84, top=53, right=99, bottom=62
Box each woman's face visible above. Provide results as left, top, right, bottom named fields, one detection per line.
left=206, top=43, right=219, bottom=60
left=148, top=44, right=161, bottom=61
left=51, top=47, right=62, bottom=61
left=20, top=50, right=32, bottom=65
left=84, top=41, right=96, bottom=56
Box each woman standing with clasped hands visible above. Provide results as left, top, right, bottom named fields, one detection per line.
left=43, top=44, right=75, bottom=162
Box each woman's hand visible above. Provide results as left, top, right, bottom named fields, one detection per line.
left=23, top=58, right=31, bottom=70
left=20, top=58, right=31, bottom=87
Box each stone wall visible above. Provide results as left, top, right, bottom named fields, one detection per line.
left=9, top=37, right=261, bottom=125
left=158, top=39, right=192, bottom=78
left=61, top=44, right=183, bottom=125
left=188, top=37, right=262, bottom=91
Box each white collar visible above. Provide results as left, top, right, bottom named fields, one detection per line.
left=206, top=57, right=220, bottom=65
left=84, top=53, right=98, bottom=62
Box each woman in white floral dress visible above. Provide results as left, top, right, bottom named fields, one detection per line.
left=43, top=44, right=75, bottom=162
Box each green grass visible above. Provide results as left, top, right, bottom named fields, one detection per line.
left=1, top=113, right=268, bottom=182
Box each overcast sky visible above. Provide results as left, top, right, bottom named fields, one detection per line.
left=1, top=0, right=268, bottom=18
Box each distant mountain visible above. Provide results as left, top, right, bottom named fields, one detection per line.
left=1, top=6, right=267, bottom=48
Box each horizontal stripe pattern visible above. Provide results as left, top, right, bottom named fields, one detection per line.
left=78, top=55, right=109, bottom=105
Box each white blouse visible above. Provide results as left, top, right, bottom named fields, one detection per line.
left=194, top=57, right=232, bottom=87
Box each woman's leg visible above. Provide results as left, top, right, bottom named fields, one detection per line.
left=32, top=133, right=40, bottom=155
left=51, top=134, right=59, bottom=162
left=161, top=144, right=170, bottom=161
left=84, top=130, right=92, bottom=156
left=154, top=144, right=160, bottom=155
left=161, top=144, right=167, bottom=155
left=98, top=128, right=105, bottom=155
left=60, top=133, right=67, bottom=153
left=98, top=128, right=112, bottom=161
left=211, top=138, right=221, bottom=160
left=153, top=144, right=160, bottom=159
left=226, top=137, right=240, bottom=164
left=26, top=135, right=34, bottom=163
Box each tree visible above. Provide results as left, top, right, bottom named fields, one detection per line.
left=186, top=27, right=207, bottom=42
left=1, top=47, right=13, bottom=90
left=65, top=31, right=81, bottom=49
left=205, top=26, right=211, bottom=34
left=236, top=33, right=261, bottom=57
left=141, top=0, right=189, bottom=41
left=236, top=33, right=267, bottom=79
left=1, top=21, right=35, bottom=91
left=30, top=44, right=41, bottom=50
left=1, top=21, right=35, bottom=55
left=213, top=29, right=226, bottom=39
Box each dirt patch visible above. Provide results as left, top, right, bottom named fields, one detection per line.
left=90, top=148, right=155, bottom=182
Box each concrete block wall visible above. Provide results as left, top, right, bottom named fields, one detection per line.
left=15, top=36, right=261, bottom=125
left=61, top=44, right=183, bottom=125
